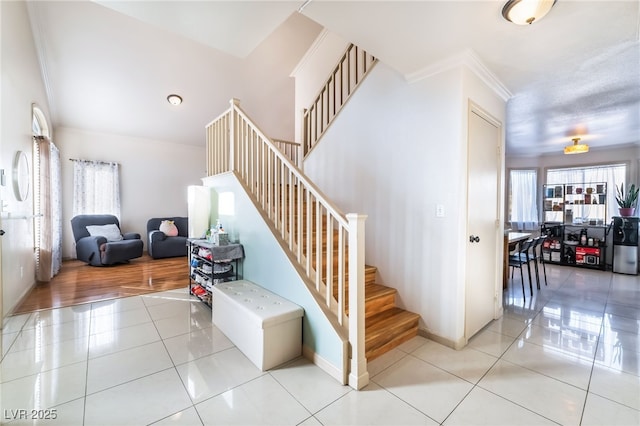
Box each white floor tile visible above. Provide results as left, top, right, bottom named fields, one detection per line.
left=503, top=339, right=594, bottom=389
left=2, top=331, right=19, bottom=357
left=195, top=374, right=311, bottom=425
left=0, top=362, right=87, bottom=412
left=146, top=299, right=207, bottom=322
left=24, top=305, right=92, bottom=329
left=478, top=359, right=586, bottom=425
left=2, top=397, right=86, bottom=426
left=175, top=347, right=264, bottom=403
left=2, top=313, right=32, bottom=333
left=153, top=311, right=212, bottom=340
left=88, top=321, right=160, bottom=358
left=268, top=357, right=351, bottom=413
left=84, top=368, right=192, bottom=425
left=395, top=335, right=429, bottom=353
left=163, top=326, right=233, bottom=366
left=89, top=306, right=152, bottom=335
left=314, top=381, right=437, bottom=425
left=442, top=386, right=557, bottom=425
left=9, top=320, right=91, bottom=353
left=373, top=355, right=474, bottom=423
left=467, top=329, right=516, bottom=358
left=581, top=392, right=640, bottom=426
left=367, top=347, right=409, bottom=378
left=2, top=263, right=640, bottom=426
left=590, top=364, right=640, bottom=410
left=90, top=296, right=146, bottom=314
left=150, top=406, right=203, bottom=425
left=411, top=339, right=498, bottom=384
left=0, top=335, right=89, bottom=383
left=486, top=315, right=530, bottom=338
left=517, top=322, right=600, bottom=359
left=86, top=341, right=174, bottom=394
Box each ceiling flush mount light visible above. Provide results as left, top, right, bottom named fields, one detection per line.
left=502, top=0, right=557, bottom=25
left=564, top=137, right=589, bottom=155
left=167, top=94, right=182, bottom=106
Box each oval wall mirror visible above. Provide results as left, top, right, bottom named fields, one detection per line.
left=13, top=151, right=30, bottom=201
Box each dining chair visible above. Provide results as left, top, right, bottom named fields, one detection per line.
left=530, top=235, right=548, bottom=288
left=509, top=238, right=535, bottom=299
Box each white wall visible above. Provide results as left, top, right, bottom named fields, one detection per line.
left=0, top=1, right=51, bottom=317
left=57, top=127, right=205, bottom=259
left=302, top=61, right=505, bottom=346
left=291, top=30, right=350, bottom=145
left=303, top=62, right=463, bottom=343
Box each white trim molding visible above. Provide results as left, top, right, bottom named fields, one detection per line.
left=405, top=49, right=512, bottom=102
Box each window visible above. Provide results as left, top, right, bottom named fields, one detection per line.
left=509, top=169, right=539, bottom=230
left=33, top=104, right=62, bottom=281
left=72, top=160, right=121, bottom=218
left=546, top=163, right=626, bottom=222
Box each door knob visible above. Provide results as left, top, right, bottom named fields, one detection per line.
left=0, top=229, right=5, bottom=236
left=469, top=235, right=480, bottom=243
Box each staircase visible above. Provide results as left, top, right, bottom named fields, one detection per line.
left=205, top=39, right=418, bottom=387
left=299, top=201, right=419, bottom=361
left=362, top=270, right=420, bottom=360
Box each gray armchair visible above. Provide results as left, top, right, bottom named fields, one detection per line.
left=71, top=215, right=143, bottom=266
left=147, top=217, right=188, bottom=259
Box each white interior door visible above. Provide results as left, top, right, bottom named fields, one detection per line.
left=465, top=106, right=501, bottom=340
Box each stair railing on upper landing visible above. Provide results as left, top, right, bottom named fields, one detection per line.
left=206, top=99, right=369, bottom=389
left=303, top=43, right=377, bottom=157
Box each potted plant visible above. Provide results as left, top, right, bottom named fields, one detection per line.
left=615, top=183, right=639, bottom=216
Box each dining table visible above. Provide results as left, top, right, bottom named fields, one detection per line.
left=503, top=231, right=532, bottom=289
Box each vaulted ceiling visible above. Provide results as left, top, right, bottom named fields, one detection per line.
left=25, top=1, right=640, bottom=156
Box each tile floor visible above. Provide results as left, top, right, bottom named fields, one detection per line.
left=1, top=264, right=639, bottom=425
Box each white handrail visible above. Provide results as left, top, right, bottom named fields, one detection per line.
left=206, top=98, right=368, bottom=389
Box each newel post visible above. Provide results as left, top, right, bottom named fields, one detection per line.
left=347, top=213, right=369, bottom=390
left=229, top=98, right=240, bottom=172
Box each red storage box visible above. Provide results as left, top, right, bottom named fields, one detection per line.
left=576, top=246, right=600, bottom=265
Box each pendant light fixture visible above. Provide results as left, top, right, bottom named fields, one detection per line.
left=502, top=0, right=557, bottom=25
left=564, top=137, right=589, bottom=155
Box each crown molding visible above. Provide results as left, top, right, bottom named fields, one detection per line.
left=290, top=28, right=329, bottom=78
left=405, top=49, right=512, bottom=102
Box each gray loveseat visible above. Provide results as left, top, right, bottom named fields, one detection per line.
left=147, top=217, right=189, bottom=259
left=71, top=215, right=144, bottom=266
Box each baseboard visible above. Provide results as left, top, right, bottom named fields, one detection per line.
left=302, top=344, right=347, bottom=385
left=418, top=328, right=467, bottom=350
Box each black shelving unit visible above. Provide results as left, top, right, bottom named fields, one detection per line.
left=188, top=239, right=244, bottom=307
left=541, top=222, right=609, bottom=270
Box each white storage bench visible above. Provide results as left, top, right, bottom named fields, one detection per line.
left=212, top=280, right=304, bottom=371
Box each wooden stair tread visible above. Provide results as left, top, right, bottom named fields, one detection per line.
left=364, top=283, right=396, bottom=301
left=365, top=307, right=420, bottom=360
left=366, top=307, right=420, bottom=333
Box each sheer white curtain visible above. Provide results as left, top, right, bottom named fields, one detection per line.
left=547, top=164, right=625, bottom=222
left=34, top=136, right=62, bottom=281
left=510, top=169, right=539, bottom=231
left=72, top=159, right=121, bottom=218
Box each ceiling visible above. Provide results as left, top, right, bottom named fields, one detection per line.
left=24, top=1, right=640, bottom=157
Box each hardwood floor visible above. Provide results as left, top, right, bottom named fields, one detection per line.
left=12, top=254, right=187, bottom=315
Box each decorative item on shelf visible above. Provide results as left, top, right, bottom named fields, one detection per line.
left=615, top=183, right=639, bottom=217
